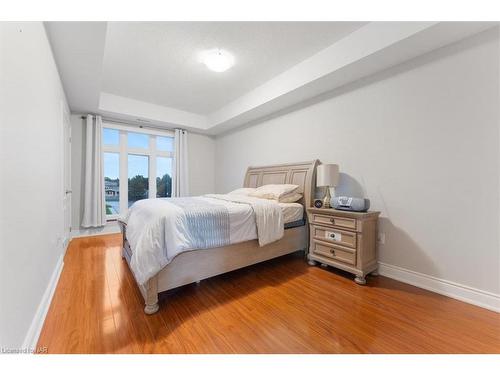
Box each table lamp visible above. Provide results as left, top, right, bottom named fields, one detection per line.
left=316, top=164, right=339, bottom=208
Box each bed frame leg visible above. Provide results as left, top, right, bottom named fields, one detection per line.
left=144, top=302, right=160, bottom=315
left=143, top=276, right=159, bottom=315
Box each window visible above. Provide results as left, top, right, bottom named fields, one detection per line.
left=103, top=128, right=119, bottom=146
left=102, top=123, right=174, bottom=219
left=104, top=152, right=120, bottom=215
left=157, top=136, right=174, bottom=152
left=156, top=156, right=172, bottom=198
left=128, top=132, right=149, bottom=149
left=128, top=154, right=149, bottom=207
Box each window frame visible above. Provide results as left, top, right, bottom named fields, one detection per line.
left=102, top=122, right=174, bottom=220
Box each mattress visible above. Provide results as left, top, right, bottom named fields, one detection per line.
left=197, top=198, right=303, bottom=245
left=123, top=198, right=303, bottom=251
left=279, top=202, right=304, bottom=224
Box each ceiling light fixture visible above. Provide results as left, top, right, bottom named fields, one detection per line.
left=200, top=49, right=235, bottom=73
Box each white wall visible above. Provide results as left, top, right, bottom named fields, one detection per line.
left=70, top=116, right=216, bottom=231
left=215, top=28, right=500, bottom=296
left=188, top=132, right=216, bottom=196
left=0, top=22, right=69, bottom=347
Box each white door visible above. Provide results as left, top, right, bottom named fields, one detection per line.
left=62, top=105, right=72, bottom=248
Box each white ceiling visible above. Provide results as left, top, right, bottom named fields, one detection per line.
left=46, top=21, right=496, bottom=135
left=102, top=22, right=366, bottom=114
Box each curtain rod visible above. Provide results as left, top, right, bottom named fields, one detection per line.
left=80, top=115, right=185, bottom=132
left=80, top=115, right=141, bottom=127
left=80, top=115, right=147, bottom=127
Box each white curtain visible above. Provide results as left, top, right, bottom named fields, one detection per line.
left=81, top=115, right=106, bottom=228
left=172, top=129, right=189, bottom=197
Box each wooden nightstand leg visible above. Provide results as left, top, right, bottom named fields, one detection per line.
left=354, top=275, right=367, bottom=285
left=307, top=258, right=317, bottom=266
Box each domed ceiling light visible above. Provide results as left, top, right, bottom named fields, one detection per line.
left=200, top=49, right=235, bottom=72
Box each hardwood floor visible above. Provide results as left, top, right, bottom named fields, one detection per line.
left=37, top=234, right=500, bottom=353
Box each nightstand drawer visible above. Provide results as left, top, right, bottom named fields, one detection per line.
left=312, top=240, right=356, bottom=266
left=312, top=225, right=357, bottom=249
left=311, top=214, right=357, bottom=230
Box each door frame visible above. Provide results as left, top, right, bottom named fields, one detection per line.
left=62, top=102, right=72, bottom=250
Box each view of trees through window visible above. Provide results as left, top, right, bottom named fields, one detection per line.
left=103, top=126, right=174, bottom=216
left=104, top=174, right=172, bottom=215
left=156, top=174, right=172, bottom=198
left=127, top=154, right=149, bottom=207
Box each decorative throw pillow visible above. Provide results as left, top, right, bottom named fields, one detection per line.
left=227, top=188, right=256, bottom=196
left=249, top=184, right=299, bottom=200
left=278, top=192, right=303, bottom=203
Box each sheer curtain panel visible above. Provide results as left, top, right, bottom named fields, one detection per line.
left=81, top=115, right=106, bottom=227
left=172, top=129, right=189, bottom=197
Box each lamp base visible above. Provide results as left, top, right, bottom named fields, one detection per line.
left=322, top=186, right=331, bottom=208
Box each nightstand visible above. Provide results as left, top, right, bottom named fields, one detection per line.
left=306, top=207, right=380, bottom=285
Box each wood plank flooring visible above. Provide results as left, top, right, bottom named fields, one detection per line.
left=37, top=234, right=500, bottom=353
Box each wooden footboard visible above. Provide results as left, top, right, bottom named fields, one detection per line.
left=155, top=225, right=307, bottom=290
left=119, top=220, right=160, bottom=314
left=119, top=220, right=307, bottom=314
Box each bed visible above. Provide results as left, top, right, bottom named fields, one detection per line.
left=119, top=160, right=319, bottom=314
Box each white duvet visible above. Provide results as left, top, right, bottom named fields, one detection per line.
left=120, top=194, right=285, bottom=285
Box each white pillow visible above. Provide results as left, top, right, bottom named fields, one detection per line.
left=228, top=187, right=256, bottom=196
left=279, top=192, right=303, bottom=203
left=249, top=184, right=299, bottom=200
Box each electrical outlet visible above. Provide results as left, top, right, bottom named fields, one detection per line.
left=377, top=232, right=385, bottom=245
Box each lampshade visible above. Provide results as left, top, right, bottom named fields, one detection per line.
left=316, top=164, right=339, bottom=187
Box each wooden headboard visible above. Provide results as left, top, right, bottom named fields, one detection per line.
left=243, top=160, right=319, bottom=209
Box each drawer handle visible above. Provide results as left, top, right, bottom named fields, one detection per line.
left=330, top=218, right=335, bottom=224
left=330, top=249, right=336, bottom=255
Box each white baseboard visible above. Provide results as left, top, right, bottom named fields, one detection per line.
left=71, top=221, right=120, bottom=238
left=378, top=262, right=500, bottom=313
left=22, top=253, right=64, bottom=351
